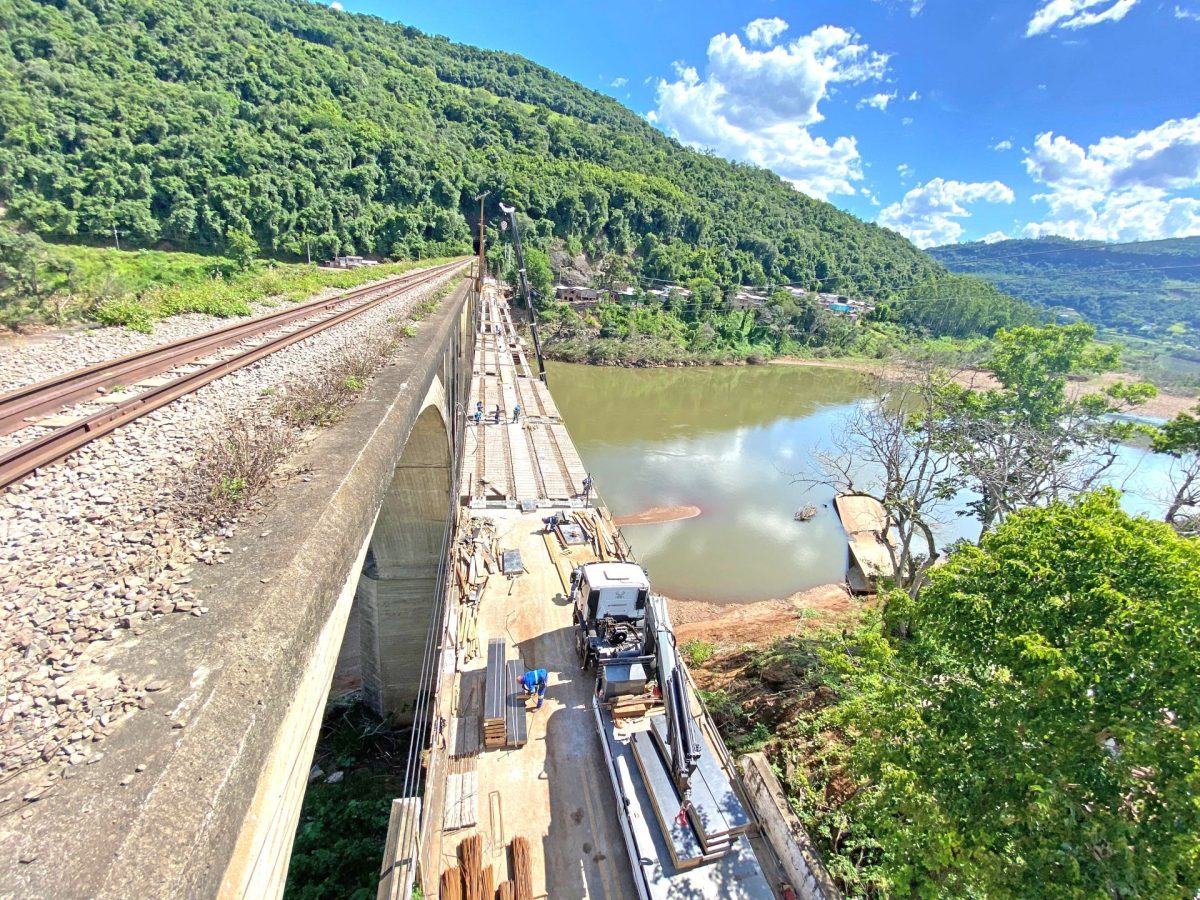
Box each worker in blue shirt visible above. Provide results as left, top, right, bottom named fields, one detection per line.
left=520, top=668, right=548, bottom=708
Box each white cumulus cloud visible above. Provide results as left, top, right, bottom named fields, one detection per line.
left=744, top=17, right=789, bottom=47
left=878, top=178, right=1016, bottom=247
left=1021, top=114, right=1200, bottom=240
left=1026, top=0, right=1139, bottom=36
left=648, top=22, right=888, bottom=199
left=980, top=231, right=1011, bottom=243
left=1175, top=5, right=1200, bottom=20
left=857, top=92, right=896, bottom=111
left=897, top=163, right=914, bottom=179
left=611, top=76, right=628, bottom=88
left=992, top=139, right=1013, bottom=151
left=329, top=1, right=343, bottom=9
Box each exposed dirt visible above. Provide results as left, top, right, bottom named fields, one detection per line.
left=611, top=504, right=701, bottom=526
left=670, top=582, right=863, bottom=646
left=771, top=356, right=1197, bottom=420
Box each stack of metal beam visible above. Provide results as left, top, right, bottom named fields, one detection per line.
left=484, top=639, right=508, bottom=749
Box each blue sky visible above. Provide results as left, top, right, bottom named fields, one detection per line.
left=333, top=0, right=1200, bottom=247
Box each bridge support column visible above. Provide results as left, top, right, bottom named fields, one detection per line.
left=359, top=402, right=451, bottom=722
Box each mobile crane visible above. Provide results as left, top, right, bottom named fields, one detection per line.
left=569, top=562, right=773, bottom=898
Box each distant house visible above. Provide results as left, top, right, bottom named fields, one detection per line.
left=647, top=285, right=692, bottom=303
left=329, top=255, right=373, bottom=269
left=733, top=290, right=768, bottom=309
left=554, top=285, right=604, bottom=305
left=611, top=287, right=639, bottom=304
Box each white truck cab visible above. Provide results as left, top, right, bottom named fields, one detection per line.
left=570, top=562, right=650, bottom=622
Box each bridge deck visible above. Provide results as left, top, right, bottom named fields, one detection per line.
left=462, top=291, right=587, bottom=506
left=422, top=282, right=636, bottom=896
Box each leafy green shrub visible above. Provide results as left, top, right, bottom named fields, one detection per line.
left=94, top=296, right=156, bottom=332
left=682, top=639, right=715, bottom=666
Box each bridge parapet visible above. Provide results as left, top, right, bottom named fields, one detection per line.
left=3, top=281, right=474, bottom=900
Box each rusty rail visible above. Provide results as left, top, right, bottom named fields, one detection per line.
left=0, top=260, right=470, bottom=489
left=0, top=261, right=464, bottom=437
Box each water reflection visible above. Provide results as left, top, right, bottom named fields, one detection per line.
left=548, top=362, right=1174, bottom=604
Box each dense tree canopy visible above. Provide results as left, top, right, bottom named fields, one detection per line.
left=929, top=236, right=1200, bottom=339
left=827, top=491, right=1200, bottom=898
left=0, top=0, right=946, bottom=297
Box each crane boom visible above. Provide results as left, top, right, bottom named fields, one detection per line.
left=498, top=203, right=547, bottom=382
left=646, top=592, right=702, bottom=794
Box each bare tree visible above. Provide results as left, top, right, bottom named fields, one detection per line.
left=797, top=366, right=955, bottom=597
left=1153, top=405, right=1200, bottom=537
left=932, top=403, right=1131, bottom=532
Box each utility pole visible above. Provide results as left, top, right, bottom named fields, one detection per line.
left=474, top=191, right=489, bottom=294
left=305, top=240, right=311, bottom=265
left=112, top=225, right=120, bottom=251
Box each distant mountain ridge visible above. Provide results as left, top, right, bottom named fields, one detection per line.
left=928, top=236, right=1200, bottom=336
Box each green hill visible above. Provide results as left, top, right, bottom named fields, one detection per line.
left=928, top=236, right=1200, bottom=337
left=0, top=0, right=943, bottom=300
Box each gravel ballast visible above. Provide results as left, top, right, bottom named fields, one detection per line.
left=0, top=265, right=464, bottom=795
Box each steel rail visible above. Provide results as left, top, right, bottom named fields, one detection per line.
left=0, top=261, right=470, bottom=489
left=0, top=261, right=465, bottom=437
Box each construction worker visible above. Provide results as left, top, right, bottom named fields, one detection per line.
left=581, top=474, right=593, bottom=504
left=520, top=668, right=548, bottom=708
left=473, top=409, right=482, bottom=426
left=512, top=404, right=521, bottom=423
left=493, top=403, right=503, bottom=424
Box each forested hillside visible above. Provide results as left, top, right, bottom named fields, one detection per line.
left=930, top=236, right=1200, bottom=336
left=0, top=0, right=944, bottom=300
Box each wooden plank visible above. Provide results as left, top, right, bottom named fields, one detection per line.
left=506, top=423, right=539, bottom=502
left=528, top=424, right=570, bottom=500
left=550, top=423, right=589, bottom=495
left=376, top=797, right=421, bottom=900
left=450, top=715, right=481, bottom=758
left=443, top=770, right=478, bottom=832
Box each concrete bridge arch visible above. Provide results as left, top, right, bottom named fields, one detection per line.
left=355, top=382, right=453, bottom=721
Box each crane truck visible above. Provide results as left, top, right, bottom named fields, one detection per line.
left=569, top=562, right=775, bottom=899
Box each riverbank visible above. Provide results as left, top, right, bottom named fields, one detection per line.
left=670, top=582, right=862, bottom=646
left=770, top=356, right=1198, bottom=420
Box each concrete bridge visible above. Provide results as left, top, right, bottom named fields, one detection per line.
left=5, top=280, right=479, bottom=899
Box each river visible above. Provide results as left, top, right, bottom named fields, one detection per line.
left=547, top=361, right=1177, bottom=604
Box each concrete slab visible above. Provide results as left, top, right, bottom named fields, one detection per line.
left=427, top=507, right=638, bottom=898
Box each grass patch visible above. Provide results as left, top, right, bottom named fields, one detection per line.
left=94, top=257, right=461, bottom=333
left=0, top=230, right=462, bottom=331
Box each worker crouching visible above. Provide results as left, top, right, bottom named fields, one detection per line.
left=520, top=668, right=548, bottom=709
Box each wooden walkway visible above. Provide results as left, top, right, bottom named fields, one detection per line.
left=462, top=289, right=587, bottom=507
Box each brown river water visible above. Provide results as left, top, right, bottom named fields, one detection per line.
left=548, top=361, right=1177, bottom=604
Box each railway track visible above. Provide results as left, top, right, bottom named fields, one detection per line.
left=0, top=260, right=468, bottom=489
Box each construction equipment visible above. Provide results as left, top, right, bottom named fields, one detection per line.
left=497, top=203, right=547, bottom=383
left=569, top=563, right=772, bottom=897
